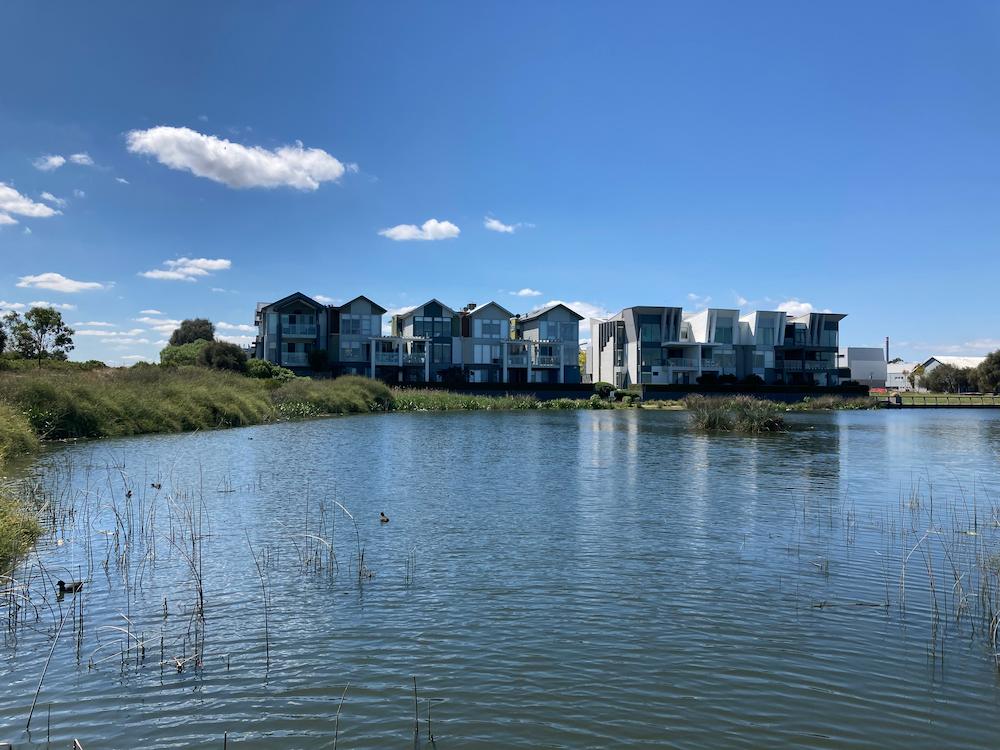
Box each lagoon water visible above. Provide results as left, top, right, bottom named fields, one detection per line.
left=2, top=410, right=1000, bottom=748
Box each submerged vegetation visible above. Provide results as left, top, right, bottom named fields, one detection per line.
left=684, top=395, right=787, bottom=433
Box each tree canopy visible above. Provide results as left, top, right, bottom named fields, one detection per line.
left=168, top=318, right=215, bottom=346
left=977, top=351, right=1000, bottom=394
left=196, top=340, right=247, bottom=372
left=2, top=307, right=75, bottom=366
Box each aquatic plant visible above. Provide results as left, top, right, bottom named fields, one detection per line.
left=788, top=395, right=882, bottom=411
left=684, top=395, right=786, bottom=433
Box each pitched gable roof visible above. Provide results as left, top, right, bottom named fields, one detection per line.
left=519, top=302, right=584, bottom=322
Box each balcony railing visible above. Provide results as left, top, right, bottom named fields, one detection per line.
left=783, top=360, right=833, bottom=372
left=507, top=355, right=528, bottom=366
left=281, top=353, right=309, bottom=366
left=701, top=359, right=720, bottom=369
left=535, top=355, right=560, bottom=367
left=281, top=324, right=317, bottom=337
left=667, top=358, right=698, bottom=368
left=375, top=352, right=399, bottom=364
left=402, top=353, right=426, bottom=365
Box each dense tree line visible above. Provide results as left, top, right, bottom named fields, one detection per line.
left=919, top=351, right=1000, bottom=394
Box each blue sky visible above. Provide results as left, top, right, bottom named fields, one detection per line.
left=1, top=1, right=998, bottom=364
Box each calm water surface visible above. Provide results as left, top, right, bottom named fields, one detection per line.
left=2, top=410, right=1000, bottom=748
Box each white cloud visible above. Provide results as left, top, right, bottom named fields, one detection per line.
left=103, top=336, right=150, bottom=346
left=776, top=298, right=831, bottom=318
left=28, top=300, right=77, bottom=311
left=17, top=273, right=106, bottom=293
left=126, top=125, right=350, bottom=191
left=531, top=299, right=610, bottom=338
left=484, top=216, right=515, bottom=233
left=73, top=189, right=86, bottom=198
left=313, top=294, right=338, bottom=304
left=0, top=183, right=61, bottom=219
left=40, top=192, right=67, bottom=208
left=73, top=321, right=114, bottom=327
left=217, top=321, right=254, bottom=333
left=218, top=334, right=254, bottom=346
left=140, top=309, right=162, bottom=315
left=69, top=153, right=94, bottom=166
left=734, top=293, right=749, bottom=307
left=379, top=219, right=460, bottom=241
left=116, top=177, right=130, bottom=184
left=77, top=328, right=144, bottom=337
left=22, top=226, right=31, bottom=235
left=0, top=301, right=26, bottom=312
left=511, top=288, right=542, bottom=297
left=33, top=154, right=66, bottom=171
left=0, top=213, right=16, bottom=226
left=687, top=292, right=712, bottom=310
left=123, top=355, right=153, bottom=361
left=140, top=257, right=231, bottom=282
left=210, top=287, right=228, bottom=293
left=134, top=316, right=182, bottom=334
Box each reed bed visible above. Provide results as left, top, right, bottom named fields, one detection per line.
left=683, top=395, right=786, bottom=433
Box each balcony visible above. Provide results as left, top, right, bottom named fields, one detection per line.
left=375, top=352, right=399, bottom=365
left=281, top=324, right=317, bottom=337
left=402, top=353, right=426, bottom=365
left=783, top=360, right=833, bottom=372
left=281, top=353, right=309, bottom=366
left=535, top=355, right=560, bottom=367
left=701, top=359, right=720, bottom=369
left=667, top=358, right=699, bottom=368
left=507, top=354, right=528, bottom=367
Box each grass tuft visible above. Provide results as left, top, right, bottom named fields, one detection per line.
left=684, top=395, right=786, bottom=433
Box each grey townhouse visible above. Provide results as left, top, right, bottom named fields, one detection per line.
left=588, top=305, right=846, bottom=387
left=253, top=293, right=583, bottom=384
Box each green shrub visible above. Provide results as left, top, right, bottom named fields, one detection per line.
left=788, top=395, right=881, bottom=411
left=588, top=394, right=612, bottom=409
left=160, top=340, right=210, bottom=366
left=246, top=358, right=296, bottom=381
left=197, top=341, right=248, bottom=373
left=593, top=381, right=615, bottom=398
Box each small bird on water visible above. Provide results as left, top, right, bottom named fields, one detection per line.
left=57, top=580, right=84, bottom=595
left=151, top=482, right=162, bottom=490
left=380, top=512, right=390, bottom=523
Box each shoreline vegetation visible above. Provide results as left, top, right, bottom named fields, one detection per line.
left=0, top=365, right=880, bottom=571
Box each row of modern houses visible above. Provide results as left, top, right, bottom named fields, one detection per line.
left=254, top=292, right=585, bottom=384
left=251, top=292, right=851, bottom=387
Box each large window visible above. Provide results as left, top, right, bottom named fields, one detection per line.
left=474, top=319, right=507, bottom=339
left=432, top=342, right=452, bottom=363
left=474, top=344, right=501, bottom=364
left=714, top=318, right=734, bottom=344
left=757, top=327, right=774, bottom=346
left=341, top=341, right=364, bottom=360
left=341, top=314, right=375, bottom=336
left=414, top=316, right=452, bottom=337
left=640, top=323, right=661, bottom=343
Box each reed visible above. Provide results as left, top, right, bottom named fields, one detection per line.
left=683, top=395, right=786, bottom=433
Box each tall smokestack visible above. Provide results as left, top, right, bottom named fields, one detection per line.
left=885, top=336, right=889, bottom=362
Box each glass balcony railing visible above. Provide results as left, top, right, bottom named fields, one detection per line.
left=507, top=355, right=528, bottom=366
left=281, top=352, right=309, bottom=366
left=281, top=324, right=317, bottom=336
left=402, top=353, right=426, bottom=365
left=535, top=355, right=560, bottom=366
left=667, top=358, right=698, bottom=368
left=375, top=352, right=399, bottom=364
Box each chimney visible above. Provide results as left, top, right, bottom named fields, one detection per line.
left=885, top=336, right=889, bottom=362
left=467, top=302, right=477, bottom=311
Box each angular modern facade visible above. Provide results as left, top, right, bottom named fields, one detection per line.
left=253, top=293, right=582, bottom=384
left=589, top=305, right=846, bottom=387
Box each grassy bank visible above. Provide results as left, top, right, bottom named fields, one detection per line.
left=0, top=402, right=42, bottom=573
